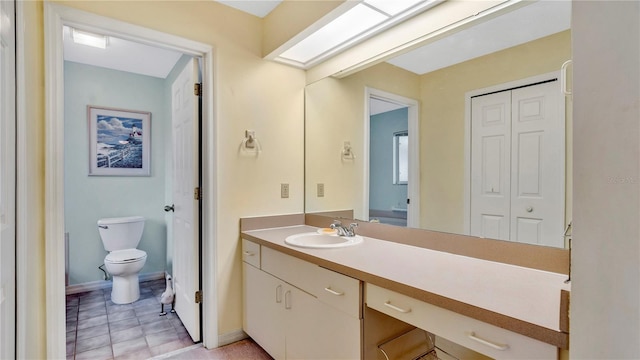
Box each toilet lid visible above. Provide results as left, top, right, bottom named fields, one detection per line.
left=105, top=249, right=147, bottom=264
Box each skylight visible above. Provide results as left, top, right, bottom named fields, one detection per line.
left=274, top=0, right=442, bottom=69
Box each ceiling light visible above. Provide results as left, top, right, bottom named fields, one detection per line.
left=273, top=0, right=442, bottom=69
left=364, top=0, right=426, bottom=16
left=279, top=4, right=387, bottom=64
left=71, top=28, right=108, bottom=49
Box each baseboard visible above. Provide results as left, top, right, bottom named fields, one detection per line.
left=65, top=271, right=165, bottom=295
left=218, top=329, right=248, bottom=347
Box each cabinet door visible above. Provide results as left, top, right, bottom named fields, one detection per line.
left=285, top=285, right=361, bottom=360
left=243, top=263, right=286, bottom=360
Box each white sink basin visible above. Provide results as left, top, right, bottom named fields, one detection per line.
left=285, top=232, right=363, bottom=249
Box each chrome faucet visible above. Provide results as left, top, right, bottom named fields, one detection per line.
left=330, top=220, right=358, bottom=237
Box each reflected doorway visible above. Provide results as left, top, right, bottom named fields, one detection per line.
left=364, top=88, right=420, bottom=228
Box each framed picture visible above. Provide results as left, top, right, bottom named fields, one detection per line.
left=88, top=106, right=151, bottom=176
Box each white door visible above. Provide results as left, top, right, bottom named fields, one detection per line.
left=471, top=80, right=564, bottom=247
left=171, top=58, right=201, bottom=342
left=470, top=91, right=512, bottom=240
left=510, top=82, right=564, bottom=247
left=0, top=0, right=16, bottom=358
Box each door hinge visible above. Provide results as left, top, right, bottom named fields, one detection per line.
left=194, top=83, right=202, bottom=97
left=194, top=187, right=201, bottom=200
left=195, top=290, right=203, bottom=304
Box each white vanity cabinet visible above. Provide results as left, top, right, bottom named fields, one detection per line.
left=242, top=239, right=362, bottom=360
left=366, top=284, right=558, bottom=360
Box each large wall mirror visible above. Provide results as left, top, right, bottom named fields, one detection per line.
left=305, top=0, right=572, bottom=249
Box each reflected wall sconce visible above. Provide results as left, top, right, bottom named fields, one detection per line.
left=341, top=141, right=355, bottom=160
left=240, top=130, right=262, bottom=156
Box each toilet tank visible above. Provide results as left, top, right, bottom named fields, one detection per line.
left=97, top=216, right=145, bottom=251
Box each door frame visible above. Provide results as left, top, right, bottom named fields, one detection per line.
left=364, top=87, right=420, bottom=228
left=463, top=71, right=564, bottom=235
left=43, top=4, right=218, bottom=357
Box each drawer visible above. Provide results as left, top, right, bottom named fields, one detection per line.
left=366, top=284, right=557, bottom=360
left=261, top=246, right=318, bottom=296
left=314, top=266, right=361, bottom=319
left=242, top=239, right=260, bottom=268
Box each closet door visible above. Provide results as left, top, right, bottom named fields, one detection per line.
left=471, top=80, right=565, bottom=247
left=470, top=91, right=512, bottom=240
left=510, top=81, right=564, bottom=247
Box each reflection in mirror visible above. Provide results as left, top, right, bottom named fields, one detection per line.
left=305, top=1, right=572, bottom=248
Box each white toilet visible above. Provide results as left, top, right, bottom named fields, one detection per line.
left=97, top=216, right=148, bottom=304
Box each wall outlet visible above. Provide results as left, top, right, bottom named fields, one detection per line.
left=281, top=183, right=289, bottom=198
left=317, top=183, right=324, bottom=197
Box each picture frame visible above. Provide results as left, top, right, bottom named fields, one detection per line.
left=88, top=106, right=151, bottom=176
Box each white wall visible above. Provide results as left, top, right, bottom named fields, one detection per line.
left=64, top=61, right=168, bottom=284
left=571, top=1, right=640, bottom=358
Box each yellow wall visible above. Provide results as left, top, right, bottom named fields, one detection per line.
left=23, top=1, right=305, bottom=353
left=19, top=2, right=46, bottom=358
left=305, top=62, right=420, bottom=219
left=420, top=30, right=572, bottom=233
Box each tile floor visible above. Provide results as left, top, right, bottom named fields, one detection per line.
left=66, top=279, right=195, bottom=360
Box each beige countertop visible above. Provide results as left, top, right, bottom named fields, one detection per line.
left=242, top=224, right=570, bottom=349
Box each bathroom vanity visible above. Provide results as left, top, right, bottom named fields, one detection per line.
left=241, top=216, right=570, bottom=360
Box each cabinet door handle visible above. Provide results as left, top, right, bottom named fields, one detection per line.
left=384, top=301, right=411, bottom=313
left=275, top=285, right=282, bottom=303
left=467, top=332, right=509, bottom=351
left=243, top=251, right=255, bottom=256
left=324, top=287, right=344, bottom=296
left=284, top=290, right=292, bottom=309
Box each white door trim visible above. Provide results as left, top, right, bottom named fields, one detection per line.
left=43, top=4, right=218, bottom=358
left=15, top=2, right=28, bottom=357
left=364, top=87, right=420, bottom=227
left=463, top=71, right=563, bottom=235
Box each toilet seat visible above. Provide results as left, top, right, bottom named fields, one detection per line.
left=105, top=249, right=147, bottom=264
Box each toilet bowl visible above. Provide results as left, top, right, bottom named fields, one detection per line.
left=97, top=216, right=147, bottom=304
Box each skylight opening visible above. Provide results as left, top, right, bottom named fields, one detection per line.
left=275, top=0, right=442, bottom=68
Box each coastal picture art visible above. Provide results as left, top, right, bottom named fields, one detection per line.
left=88, top=106, right=151, bottom=176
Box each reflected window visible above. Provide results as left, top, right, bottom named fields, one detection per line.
left=393, top=131, right=408, bottom=185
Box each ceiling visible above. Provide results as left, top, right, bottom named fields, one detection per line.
left=63, top=26, right=184, bottom=79
left=62, top=1, right=570, bottom=82
left=215, top=0, right=282, bottom=18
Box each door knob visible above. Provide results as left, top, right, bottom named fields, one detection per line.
left=164, top=204, right=175, bottom=212
left=526, top=206, right=533, bottom=213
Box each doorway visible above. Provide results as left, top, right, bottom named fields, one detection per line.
left=44, top=4, right=217, bottom=358
left=364, top=87, right=420, bottom=228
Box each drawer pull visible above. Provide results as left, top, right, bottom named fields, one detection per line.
left=384, top=301, right=411, bottom=313
left=324, top=287, right=344, bottom=296
left=276, top=285, right=282, bottom=303
left=243, top=251, right=255, bottom=256
left=467, top=332, right=509, bottom=351
left=285, top=290, right=292, bottom=309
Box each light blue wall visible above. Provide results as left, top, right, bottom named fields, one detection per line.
left=162, top=55, right=193, bottom=276
left=64, top=61, right=168, bottom=285
left=369, top=108, right=408, bottom=211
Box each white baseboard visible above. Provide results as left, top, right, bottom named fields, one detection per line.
left=65, top=271, right=165, bottom=295
left=218, top=329, right=248, bottom=347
